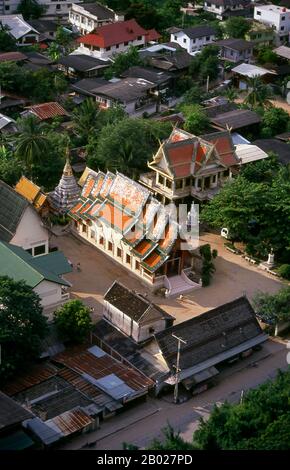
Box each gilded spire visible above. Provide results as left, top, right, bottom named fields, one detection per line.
left=63, top=147, right=73, bottom=177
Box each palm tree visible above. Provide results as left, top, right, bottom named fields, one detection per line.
left=224, top=87, right=238, bottom=102
left=15, top=115, right=49, bottom=176
left=244, top=76, right=273, bottom=109
left=109, top=141, right=136, bottom=178
left=72, top=98, right=101, bottom=141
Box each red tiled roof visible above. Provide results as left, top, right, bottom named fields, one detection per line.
left=0, top=51, right=27, bottom=63
left=27, top=102, right=68, bottom=120
left=146, top=29, right=161, bottom=42
left=77, top=19, right=147, bottom=48
left=166, top=142, right=194, bottom=177
left=204, top=133, right=239, bottom=167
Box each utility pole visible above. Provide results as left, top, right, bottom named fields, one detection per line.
left=172, top=333, right=187, bottom=404
left=206, top=75, right=210, bottom=94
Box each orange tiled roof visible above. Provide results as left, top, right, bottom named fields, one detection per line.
left=14, top=176, right=47, bottom=211
left=26, top=102, right=68, bottom=121
left=109, top=174, right=149, bottom=214
left=98, top=200, right=134, bottom=233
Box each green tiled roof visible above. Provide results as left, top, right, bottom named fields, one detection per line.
left=0, top=241, right=72, bottom=288
left=0, top=181, right=28, bottom=242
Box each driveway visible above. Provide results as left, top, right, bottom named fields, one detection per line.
left=53, top=232, right=284, bottom=324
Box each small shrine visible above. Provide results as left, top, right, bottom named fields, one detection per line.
left=49, top=151, right=80, bottom=215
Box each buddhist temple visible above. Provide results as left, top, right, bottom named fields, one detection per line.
left=49, top=155, right=80, bottom=215
left=69, top=169, right=202, bottom=296
left=14, top=176, right=49, bottom=217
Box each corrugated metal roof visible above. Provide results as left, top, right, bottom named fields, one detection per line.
left=26, top=102, right=68, bottom=120
left=45, top=408, right=94, bottom=437
left=25, top=417, right=61, bottom=445
left=2, top=364, right=58, bottom=397
left=232, top=63, right=276, bottom=77
left=235, top=144, right=269, bottom=164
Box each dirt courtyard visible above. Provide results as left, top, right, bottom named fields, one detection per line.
left=53, top=232, right=285, bottom=324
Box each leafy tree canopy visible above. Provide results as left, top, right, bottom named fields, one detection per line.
left=181, top=104, right=210, bottom=135
left=104, top=46, right=143, bottom=79
left=0, top=25, right=17, bottom=51
left=0, top=276, right=48, bottom=384
left=16, top=0, right=47, bottom=19
left=54, top=300, right=93, bottom=343
left=256, top=46, right=280, bottom=65
left=87, top=117, right=171, bottom=178
left=189, top=45, right=220, bottom=82
left=260, top=107, right=290, bottom=138
left=253, top=286, right=290, bottom=324
left=224, top=16, right=251, bottom=39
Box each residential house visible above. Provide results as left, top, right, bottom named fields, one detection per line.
left=203, top=0, right=251, bottom=20
left=69, top=169, right=200, bottom=294
left=121, top=66, right=172, bottom=96
left=0, top=180, right=49, bottom=256
left=231, top=62, right=277, bottom=89
left=94, top=296, right=268, bottom=395
left=254, top=4, right=290, bottom=45
left=169, top=25, right=216, bottom=53
left=21, top=102, right=69, bottom=121
left=0, top=0, right=82, bottom=21
left=204, top=101, right=261, bottom=131
left=0, top=241, right=72, bottom=311
left=215, top=38, right=254, bottom=63
left=0, top=392, right=35, bottom=451
left=103, top=281, right=175, bottom=343
left=0, top=113, right=17, bottom=133
left=273, top=44, right=290, bottom=60
left=0, top=91, right=28, bottom=113
left=140, top=43, right=193, bottom=76
left=69, top=2, right=124, bottom=35
left=0, top=15, right=39, bottom=46
left=15, top=176, right=49, bottom=217
left=27, top=19, right=58, bottom=41
left=253, top=138, right=290, bottom=166
left=154, top=297, right=267, bottom=394
left=75, top=19, right=150, bottom=60
left=245, top=21, right=275, bottom=46
left=57, top=54, right=109, bottom=79
left=72, top=76, right=159, bottom=116
left=139, top=128, right=239, bottom=204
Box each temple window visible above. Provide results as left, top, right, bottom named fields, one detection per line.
left=166, top=179, right=172, bottom=189
left=117, top=247, right=122, bottom=258
left=108, top=241, right=113, bottom=251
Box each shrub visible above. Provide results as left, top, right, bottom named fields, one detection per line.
left=278, top=264, right=290, bottom=280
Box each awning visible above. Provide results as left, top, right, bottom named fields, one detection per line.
left=182, top=366, right=219, bottom=390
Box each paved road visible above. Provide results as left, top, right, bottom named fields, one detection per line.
left=61, top=339, right=289, bottom=450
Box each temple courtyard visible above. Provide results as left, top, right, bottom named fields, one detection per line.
left=53, top=231, right=285, bottom=324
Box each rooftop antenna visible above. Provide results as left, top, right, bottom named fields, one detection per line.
left=172, top=333, right=187, bottom=404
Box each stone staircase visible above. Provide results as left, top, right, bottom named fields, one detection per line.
left=165, top=273, right=201, bottom=297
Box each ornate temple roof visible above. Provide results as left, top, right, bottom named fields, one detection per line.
left=69, top=169, right=181, bottom=273
left=49, top=157, right=80, bottom=214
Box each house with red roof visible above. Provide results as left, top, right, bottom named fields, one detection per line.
left=139, top=128, right=240, bottom=204
left=75, top=19, right=160, bottom=59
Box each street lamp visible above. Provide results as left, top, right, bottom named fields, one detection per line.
left=172, top=333, right=187, bottom=404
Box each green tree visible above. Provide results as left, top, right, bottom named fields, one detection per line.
left=15, top=115, right=50, bottom=176
left=125, top=2, right=162, bottom=30
left=224, top=16, right=251, bottom=39
left=240, top=152, right=279, bottom=183
left=72, top=98, right=101, bottom=142
left=189, top=45, right=220, bottom=82
left=256, top=46, right=279, bottom=65
left=16, top=0, right=46, bottom=19
left=181, top=84, right=207, bottom=105
left=149, top=425, right=196, bottom=450
left=277, top=264, right=290, bottom=280
left=88, top=118, right=171, bottom=177
left=193, top=370, right=290, bottom=450
left=0, top=276, right=48, bottom=383
left=104, top=46, right=143, bottom=79
left=0, top=24, right=16, bottom=51
left=55, top=26, right=72, bottom=55
left=260, top=107, right=289, bottom=138
left=0, top=145, right=21, bottom=186
left=200, top=244, right=217, bottom=287
left=54, top=300, right=93, bottom=343
left=182, top=104, right=209, bottom=134
left=253, top=286, right=290, bottom=324
left=244, top=76, right=272, bottom=109
left=47, top=41, right=61, bottom=61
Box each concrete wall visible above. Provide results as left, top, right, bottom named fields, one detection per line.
left=69, top=3, right=123, bottom=35
left=75, top=36, right=146, bottom=59
left=34, top=279, right=63, bottom=308
left=11, top=206, right=49, bottom=256
left=254, top=5, right=290, bottom=43
left=221, top=47, right=253, bottom=63
left=1, top=0, right=81, bottom=19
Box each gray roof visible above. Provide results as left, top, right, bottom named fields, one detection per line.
left=0, top=392, right=33, bottom=430
left=121, top=66, right=172, bottom=85
left=210, top=108, right=261, bottom=130
left=94, top=77, right=155, bottom=102
left=253, top=139, right=290, bottom=165
left=155, top=297, right=264, bottom=373
left=77, top=2, right=115, bottom=20
left=58, top=54, right=109, bottom=72
left=28, top=19, right=58, bottom=33
left=204, top=102, right=238, bottom=118
left=104, top=281, right=174, bottom=323
left=143, top=49, right=192, bottom=71
left=182, top=25, right=216, bottom=39
left=215, top=38, right=254, bottom=51
left=71, top=77, right=108, bottom=95
left=0, top=180, right=28, bottom=242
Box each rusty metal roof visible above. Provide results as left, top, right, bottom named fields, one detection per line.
left=26, top=102, right=68, bottom=120
left=54, top=345, right=153, bottom=399
left=45, top=408, right=94, bottom=437
left=2, top=364, right=58, bottom=396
